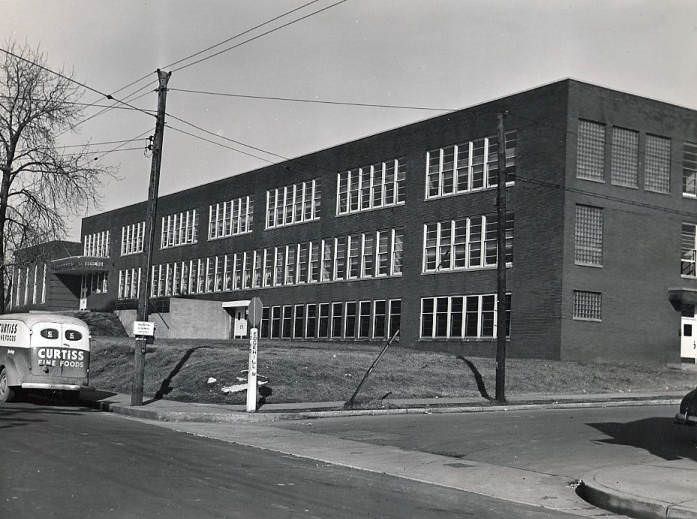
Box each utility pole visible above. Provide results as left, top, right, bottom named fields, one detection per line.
left=132, top=69, right=171, bottom=406
left=495, top=112, right=508, bottom=404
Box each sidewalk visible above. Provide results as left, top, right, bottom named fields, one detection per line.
left=80, top=389, right=696, bottom=518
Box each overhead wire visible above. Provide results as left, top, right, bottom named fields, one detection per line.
left=168, top=88, right=454, bottom=112
left=171, top=0, right=349, bottom=74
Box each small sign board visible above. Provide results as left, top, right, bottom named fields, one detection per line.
left=248, top=297, right=263, bottom=328
left=132, top=320, right=155, bottom=337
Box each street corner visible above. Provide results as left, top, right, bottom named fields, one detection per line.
left=579, top=461, right=697, bottom=519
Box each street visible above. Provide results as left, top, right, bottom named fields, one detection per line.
left=278, top=403, right=697, bottom=477
left=1, top=402, right=582, bottom=519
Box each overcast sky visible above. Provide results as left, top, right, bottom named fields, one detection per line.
left=2, top=0, right=696, bottom=240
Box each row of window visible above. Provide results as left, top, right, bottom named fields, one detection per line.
left=420, top=294, right=511, bottom=339
left=336, top=159, right=406, bottom=215
left=577, top=120, right=671, bottom=193
left=142, top=229, right=404, bottom=299
left=9, top=264, right=47, bottom=309
left=118, top=268, right=142, bottom=300
left=423, top=214, right=513, bottom=272
left=265, top=179, right=321, bottom=229
left=160, top=209, right=199, bottom=249
left=260, top=299, right=401, bottom=340
left=121, top=222, right=145, bottom=256
left=425, top=131, right=517, bottom=199
left=208, top=196, right=253, bottom=240
left=81, top=272, right=108, bottom=295
left=84, top=231, right=110, bottom=258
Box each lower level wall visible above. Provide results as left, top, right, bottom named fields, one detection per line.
left=116, top=298, right=230, bottom=340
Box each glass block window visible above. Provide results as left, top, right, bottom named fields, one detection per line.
left=610, top=127, right=638, bottom=188
left=208, top=195, right=253, bottom=240
left=682, top=223, right=697, bottom=277
left=574, top=205, right=603, bottom=265
left=265, top=179, right=320, bottom=229
left=573, top=290, right=602, bottom=321
left=577, top=120, right=605, bottom=181
left=425, top=131, right=516, bottom=199
left=683, top=142, right=697, bottom=197
left=644, top=134, right=671, bottom=193
left=121, top=222, right=145, bottom=256
left=336, top=158, right=405, bottom=215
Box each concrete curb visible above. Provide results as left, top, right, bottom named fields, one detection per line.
left=579, top=470, right=697, bottom=519
left=93, top=396, right=682, bottom=423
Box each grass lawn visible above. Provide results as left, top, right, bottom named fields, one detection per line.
left=88, top=337, right=697, bottom=406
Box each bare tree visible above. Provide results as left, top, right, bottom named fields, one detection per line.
left=0, top=41, right=109, bottom=312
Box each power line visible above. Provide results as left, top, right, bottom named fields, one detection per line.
left=166, top=124, right=276, bottom=163
left=74, top=1, right=326, bottom=119
left=166, top=112, right=288, bottom=161
left=168, top=88, right=453, bottom=112
left=0, top=47, right=157, bottom=120
left=91, top=128, right=154, bottom=162
left=171, top=0, right=349, bottom=74
left=0, top=94, right=155, bottom=112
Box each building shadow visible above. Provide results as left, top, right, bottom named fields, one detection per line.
left=587, top=417, right=697, bottom=462
left=145, top=346, right=210, bottom=404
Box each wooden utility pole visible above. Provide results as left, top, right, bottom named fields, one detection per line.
left=132, top=69, right=171, bottom=406
left=495, top=112, right=508, bottom=403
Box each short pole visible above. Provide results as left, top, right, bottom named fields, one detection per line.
left=246, top=327, right=259, bottom=412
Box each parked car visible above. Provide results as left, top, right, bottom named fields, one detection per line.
left=675, top=387, right=697, bottom=426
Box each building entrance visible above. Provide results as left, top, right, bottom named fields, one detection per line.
left=222, top=300, right=250, bottom=339
left=681, top=305, right=697, bottom=361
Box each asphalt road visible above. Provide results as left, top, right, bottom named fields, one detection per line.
left=278, top=403, right=697, bottom=477
left=0, top=402, right=583, bottom=519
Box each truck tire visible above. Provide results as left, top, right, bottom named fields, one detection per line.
left=0, top=366, right=15, bottom=403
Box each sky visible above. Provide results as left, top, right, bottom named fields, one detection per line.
left=2, top=0, right=696, bottom=240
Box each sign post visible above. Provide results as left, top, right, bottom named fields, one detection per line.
left=246, top=297, right=263, bottom=413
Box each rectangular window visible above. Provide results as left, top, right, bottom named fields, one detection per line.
left=425, top=132, right=516, bottom=199
left=388, top=299, right=401, bottom=338
left=611, top=127, right=639, bottom=188
left=344, top=302, right=357, bottom=338
left=40, top=263, right=46, bottom=304
left=285, top=245, right=297, bottom=285
left=121, top=222, right=145, bottom=256
left=83, top=230, right=110, bottom=257
left=644, top=134, right=671, bottom=193
left=573, top=290, right=602, bottom=321
left=298, top=243, right=309, bottom=284
left=331, top=302, right=343, bottom=338
left=358, top=300, right=371, bottom=338
left=321, top=239, right=334, bottom=282
left=336, top=158, right=404, bottom=215
left=376, top=230, right=390, bottom=276
left=362, top=234, right=374, bottom=277
left=575, top=205, right=603, bottom=266
left=318, top=303, right=330, bottom=338
left=683, top=142, right=697, bottom=197
left=682, top=223, right=697, bottom=277
left=271, top=306, right=281, bottom=338
left=261, top=307, right=270, bottom=338
left=306, top=304, right=317, bottom=338
left=577, top=119, right=605, bottom=181
left=282, top=305, right=293, bottom=338
left=373, top=300, right=386, bottom=339
left=392, top=230, right=404, bottom=275
left=293, top=304, right=305, bottom=338
left=208, top=195, right=253, bottom=240
left=309, top=242, right=320, bottom=282
left=160, top=209, right=198, bottom=249
left=348, top=234, right=361, bottom=279
left=265, top=179, right=320, bottom=229
left=421, top=294, right=511, bottom=339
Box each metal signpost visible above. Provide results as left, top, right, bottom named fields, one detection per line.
left=246, top=297, right=263, bottom=412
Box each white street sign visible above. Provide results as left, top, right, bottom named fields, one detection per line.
left=132, top=320, right=155, bottom=337
left=246, top=327, right=259, bottom=412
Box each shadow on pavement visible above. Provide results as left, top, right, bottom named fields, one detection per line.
left=588, top=417, right=697, bottom=461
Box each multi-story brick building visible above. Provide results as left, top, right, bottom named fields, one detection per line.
left=10, top=79, right=697, bottom=363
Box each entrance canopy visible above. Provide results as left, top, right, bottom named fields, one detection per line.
left=668, top=288, right=697, bottom=311
left=221, top=299, right=251, bottom=308
left=50, top=256, right=109, bottom=275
